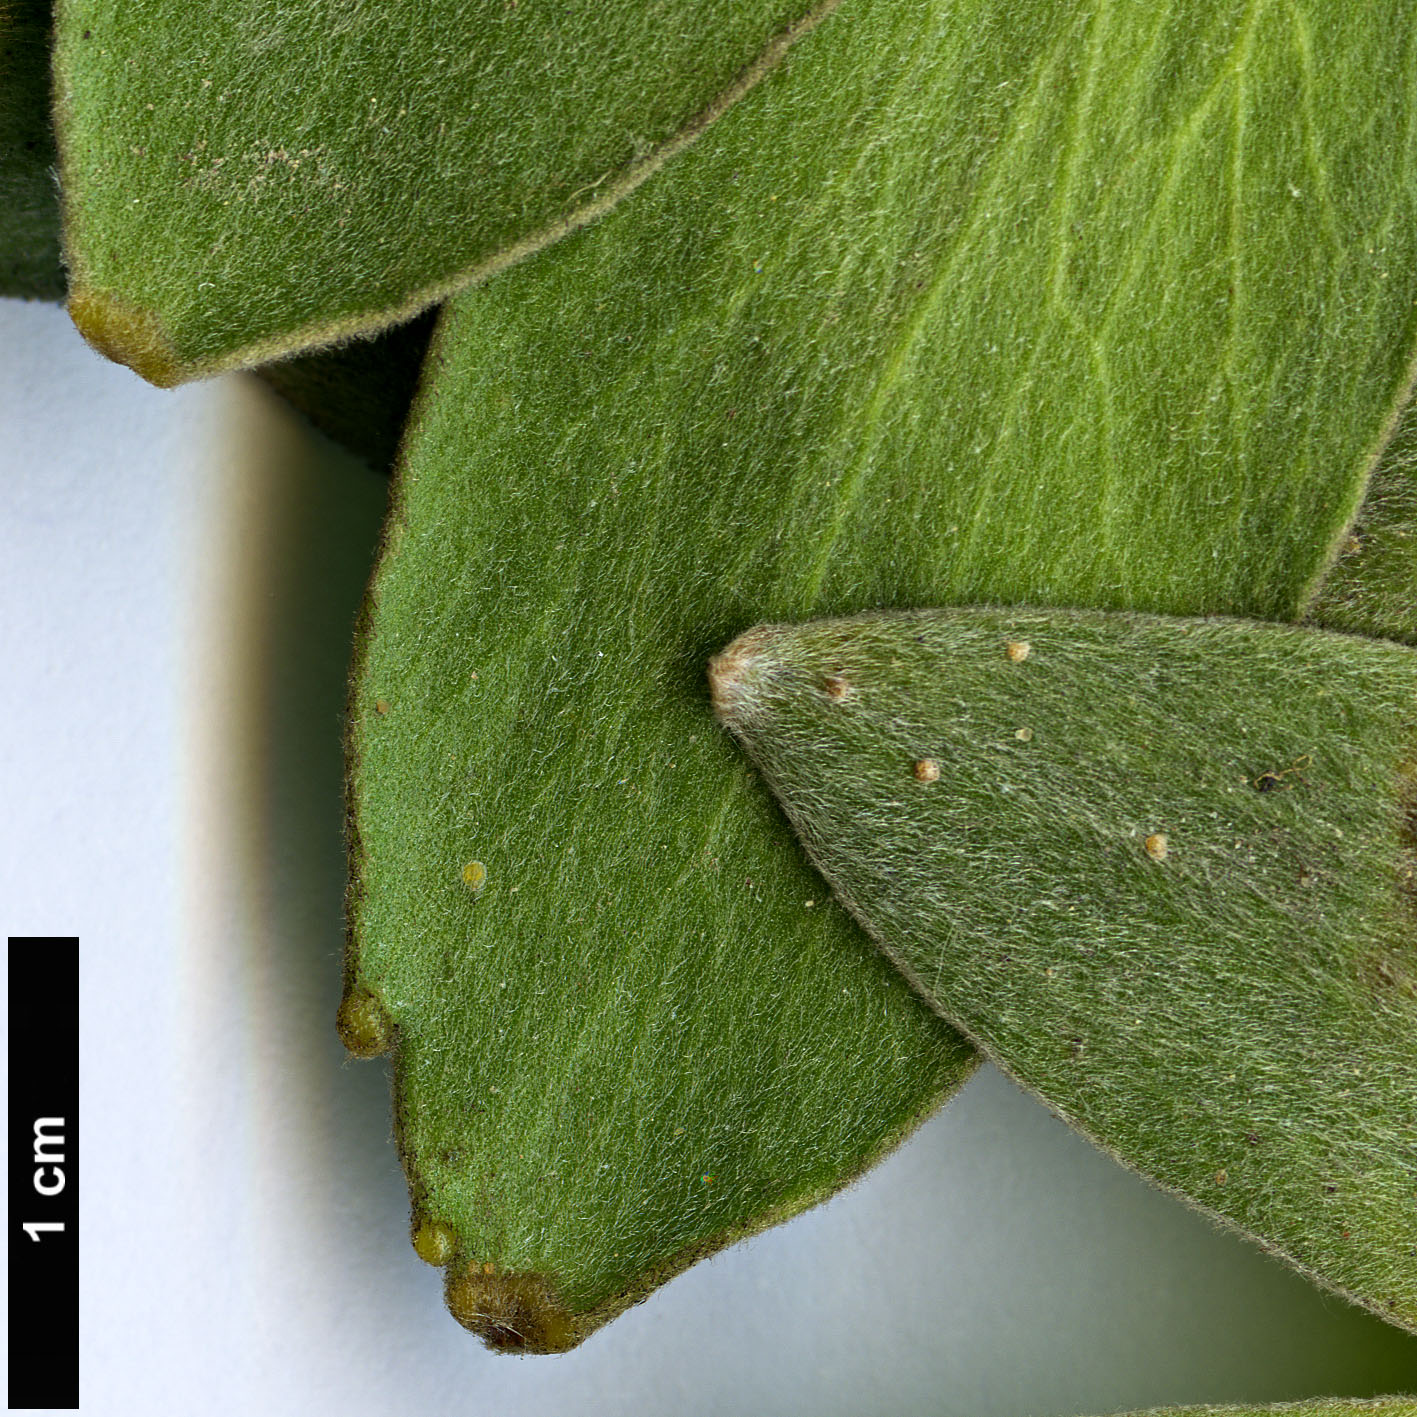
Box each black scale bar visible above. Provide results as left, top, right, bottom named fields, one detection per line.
left=8, top=938, right=78, bottom=1411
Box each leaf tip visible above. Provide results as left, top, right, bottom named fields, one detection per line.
left=708, top=623, right=784, bottom=728
left=67, top=285, right=182, bottom=387
left=444, top=1266, right=580, bottom=1354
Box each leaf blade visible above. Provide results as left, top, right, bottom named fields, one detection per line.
left=1093, top=1402, right=1416, bottom=1417
left=714, top=607, right=1417, bottom=1333
left=349, top=0, right=1417, bottom=1344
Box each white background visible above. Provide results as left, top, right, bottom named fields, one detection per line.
left=3, top=297, right=1415, bottom=1415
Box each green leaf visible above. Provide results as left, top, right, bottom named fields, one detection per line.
left=347, top=0, right=1417, bottom=1348
left=712, top=607, right=1417, bottom=1333
left=51, top=0, right=835, bottom=384
left=1307, top=392, right=1417, bottom=645
left=1, top=0, right=63, bottom=299
left=1, top=0, right=436, bottom=468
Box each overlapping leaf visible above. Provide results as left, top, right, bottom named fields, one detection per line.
left=2, top=2, right=438, bottom=467
left=712, top=608, right=1417, bottom=1332
left=347, top=0, right=1417, bottom=1349
left=52, top=0, right=832, bottom=384
left=1308, top=395, right=1417, bottom=645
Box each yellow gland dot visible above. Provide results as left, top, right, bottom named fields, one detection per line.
left=1143, top=833, right=1169, bottom=862
left=822, top=673, right=851, bottom=702
left=461, top=860, right=488, bottom=893
left=336, top=991, right=390, bottom=1059
left=1005, top=640, right=1031, bottom=662
left=413, top=1220, right=457, bottom=1267
left=913, top=758, right=940, bottom=783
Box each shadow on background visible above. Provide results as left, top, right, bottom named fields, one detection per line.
left=193, top=372, right=445, bottom=1395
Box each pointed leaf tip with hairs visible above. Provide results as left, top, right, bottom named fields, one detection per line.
left=66, top=286, right=182, bottom=387
left=716, top=608, right=1417, bottom=1334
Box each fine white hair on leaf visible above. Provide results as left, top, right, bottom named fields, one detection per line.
left=713, top=604, right=1417, bottom=1336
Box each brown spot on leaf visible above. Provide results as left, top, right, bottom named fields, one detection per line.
left=445, top=1268, right=577, bottom=1353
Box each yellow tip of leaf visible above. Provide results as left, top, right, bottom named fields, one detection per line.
left=67, top=285, right=182, bottom=387
left=412, top=1219, right=458, bottom=1267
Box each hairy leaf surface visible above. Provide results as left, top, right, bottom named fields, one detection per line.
left=713, top=608, right=1417, bottom=1333
left=349, top=0, right=1417, bottom=1349
left=1308, top=394, right=1417, bottom=645
left=52, top=0, right=830, bottom=383
left=1, top=5, right=436, bottom=466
